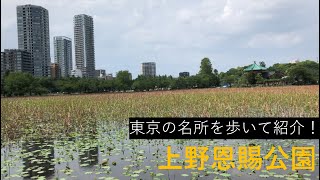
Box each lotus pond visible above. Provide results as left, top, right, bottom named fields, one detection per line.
left=1, top=86, right=319, bottom=179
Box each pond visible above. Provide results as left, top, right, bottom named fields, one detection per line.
left=1, top=123, right=319, bottom=180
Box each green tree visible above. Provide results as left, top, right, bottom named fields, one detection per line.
left=246, top=72, right=257, bottom=85
left=267, top=60, right=318, bottom=83
left=132, top=75, right=148, bottom=91
left=214, top=69, right=219, bottom=75
left=4, top=72, right=34, bottom=96
left=222, top=75, right=236, bottom=87
left=173, top=77, right=188, bottom=89
left=237, top=75, right=248, bottom=86
left=197, top=58, right=220, bottom=87
left=115, top=71, right=132, bottom=91
left=267, top=63, right=295, bottom=78
left=297, top=60, right=319, bottom=83
left=37, top=77, right=55, bottom=93
left=197, top=74, right=211, bottom=88
left=288, top=65, right=316, bottom=85
left=199, top=58, right=213, bottom=76
left=188, top=75, right=200, bottom=88
left=256, top=73, right=264, bottom=84
left=100, top=79, right=115, bottom=91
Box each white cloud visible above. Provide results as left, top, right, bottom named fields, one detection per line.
left=176, top=9, right=195, bottom=24
left=247, top=32, right=303, bottom=48
left=1, top=0, right=318, bottom=77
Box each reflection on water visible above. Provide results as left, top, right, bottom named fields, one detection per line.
left=78, top=135, right=99, bottom=168
left=22, top=139, right=55, bottom=179
left=1, top=125, right=319, bottom=180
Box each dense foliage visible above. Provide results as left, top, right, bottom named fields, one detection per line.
left=1, top=59, right=318, bottom=96
left=219, top=60, right=319, bottom=86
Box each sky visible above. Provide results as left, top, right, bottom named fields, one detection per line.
left=1, top=0, right=319, bottom=78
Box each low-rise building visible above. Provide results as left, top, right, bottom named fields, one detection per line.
left=50, top=63, right=60, bottom=79
left=179, top=72, right=190, bottom=77
left=106, top=73, right=113, bottom=80
left=1, top=49, right=33, bottom=80
left=95, top=69, right=106, bottom=79
left=71, top=69, right=83, bottom=78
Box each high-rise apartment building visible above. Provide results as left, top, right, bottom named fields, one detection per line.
left=1, top=49, right=33, bottom=80
left=17, top=4, right=50, bottom=77
left=74, top=14, right=95, bottom=78
left=54, top=36, right=72, bottom=77
left=141, top=62, right=156, bottom=77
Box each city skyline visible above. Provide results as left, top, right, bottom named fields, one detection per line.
left=1, top=0, right=319, bottom=78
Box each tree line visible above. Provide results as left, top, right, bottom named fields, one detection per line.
left=219, top=60, right=319, bottom=87
left=1, top=58, right=319, bottom=97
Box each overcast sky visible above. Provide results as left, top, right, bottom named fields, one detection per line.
left=1, top=0, right=319, bottom=78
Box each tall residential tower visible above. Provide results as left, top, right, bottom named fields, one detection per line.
left=54, top=36, right=72, bottom=77
left=141, top=62, right=156, bottom=77
left=74, top=14, right=95, bottom=78
left=17, top=4, right=50, bottom=77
